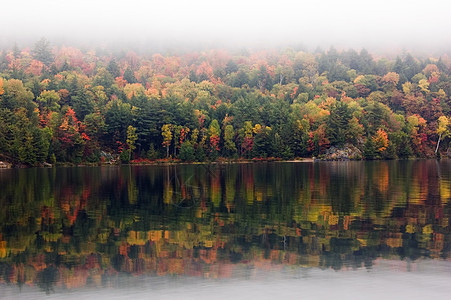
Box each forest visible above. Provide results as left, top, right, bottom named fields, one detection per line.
left=1, top=38, right=451, bottom=165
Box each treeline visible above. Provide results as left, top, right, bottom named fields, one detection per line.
left=1, top=38, right=451, bottom=165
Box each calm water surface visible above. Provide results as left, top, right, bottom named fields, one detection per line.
left=1, top=160, right=451, bottom=299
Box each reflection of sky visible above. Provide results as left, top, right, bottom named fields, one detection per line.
left=1, top=0, right=450, bottom=52
left=2, top=259, right=451, bottom=300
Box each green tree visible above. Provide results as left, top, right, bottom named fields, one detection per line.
left=223, top=124, right=237, bottom=157
left=252, top=125, right=272, bottom=158
left=107, top=59, right=121, bottom=78
left=32, top=37, right=53, bottom=66
left=71, top=86, right=94, bottom=121
left=1, top=79, right=36, bottom=115
left=363, top=136, right=376, bottom=159
left=179, top=141, right=195, bottom=162
left=104, top=100, right=132, bottom=147
left=37, top=90, right=60, bottom=111
left=326, top=101, right=352, bottom=147
left=123, top=67, right=137, bottom=84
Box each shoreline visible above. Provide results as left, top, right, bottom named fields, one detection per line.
left=1, top=156, right=446, bottom=169
left=0, top=157, right=312, bottom=169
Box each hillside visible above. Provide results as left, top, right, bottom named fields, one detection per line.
left=1, top=39, right=451, bottom=165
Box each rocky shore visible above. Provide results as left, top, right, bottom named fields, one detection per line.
left=320, top=144, right=363, bottom=161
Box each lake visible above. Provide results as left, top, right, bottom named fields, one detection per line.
left=1, top=160, right=451, bottom=299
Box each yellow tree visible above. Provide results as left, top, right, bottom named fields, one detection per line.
left=406, top=114, right=427, bottom=153
left=126, top=125, right=138, bottom=159
left=436, top=116, right=450, bottom=154
left=241, top=121, right=254, bottom=157
left=124, top=83, right=146, bottom=100
left=224, top=125, right=237, bottom=157
left=161, top=124, right=172, bottom=158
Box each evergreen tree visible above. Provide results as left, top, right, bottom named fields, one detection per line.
left=179, top=141, right=195, bottom=162
left=107, top=59, right=121, bottom=78
left=123, top=67, right=137, bottom=84
left=363, top=137, right=376, bottom=159
left=32, top=38, right=54, bottom=66
left=326, top=101, right=352, bottom=147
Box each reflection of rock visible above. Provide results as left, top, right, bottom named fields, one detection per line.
left=0, top=161, right=12, bottom=168
left=322, top=144, right=363, bottom=160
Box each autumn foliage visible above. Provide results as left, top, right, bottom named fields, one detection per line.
left=1, top=40, right=451, bottom=165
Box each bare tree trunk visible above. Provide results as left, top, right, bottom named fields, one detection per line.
left=435, top=133, right=442, bottom=154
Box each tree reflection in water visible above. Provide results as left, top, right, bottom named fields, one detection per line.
left=0, top=160, right=450, bottom=293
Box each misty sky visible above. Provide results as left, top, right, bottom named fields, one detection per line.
left=1, top=0, right=450, bottom=51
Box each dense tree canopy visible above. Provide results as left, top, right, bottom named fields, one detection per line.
left=1, top=41, right=451, bottom=165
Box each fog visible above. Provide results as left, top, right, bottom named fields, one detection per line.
left=1, top=0, right=450, bottom=53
